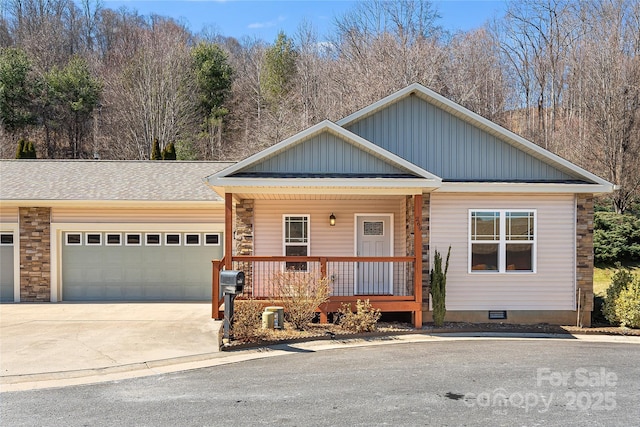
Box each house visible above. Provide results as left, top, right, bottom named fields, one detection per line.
left=206, top=83, right=613, bottom=327
left=1, top=84, right=613, bottom=327
left=0, top=160, right=232, bottom=303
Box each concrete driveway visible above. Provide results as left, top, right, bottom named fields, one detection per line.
left=0, top=303, right=221, bottom=379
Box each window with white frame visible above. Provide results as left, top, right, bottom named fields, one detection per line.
left=145, top=233, right=161, bottom=246
left=105, top=233, right=122, bottom=246
left=284, top=215, right=309, bottom=271
left=125, top=233, right=141, bottom=246
left=66, top=232, right=82, bottom=245
left=0, top=233, right=14, bottom=245
left=204, top=233, right=220, bottom=246
left=185, top=233, right=200, bottom=245
left=85, top=233, right=102, bottom=245
left=469, top=210, right=536, bottom=273
left=165, top=233, right=181, bottom=245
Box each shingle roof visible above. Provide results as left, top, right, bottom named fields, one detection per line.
left=0, top=160, right=236, bottom=202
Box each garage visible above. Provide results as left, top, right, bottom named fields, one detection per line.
left=61, top=231, right=223, bottom=301
left=1, top=232, right=15, bottom=302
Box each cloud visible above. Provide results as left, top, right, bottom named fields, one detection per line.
left=247, top=15, right=285, bottom=29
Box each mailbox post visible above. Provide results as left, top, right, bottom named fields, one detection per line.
left=220, top=270, right=245, bottom=341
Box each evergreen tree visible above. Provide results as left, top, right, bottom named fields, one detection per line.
left=151, top=138, right=162, bottom=160
left=15, top=138, right=25, bottom=159
left=162, top=142, right=176, bottom=160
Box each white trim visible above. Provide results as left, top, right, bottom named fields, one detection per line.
left=65, top=232, right=82, bottom=246
left=165, top=233, right=181, bottom=246
left=283, top=214, right=310, bottom=271
left=438, top=182, right=612, bottom=194
left=204, top=233, right=221, bottom=246
left=468, top=209, right=537, bottom=274
left=85, top=232, right=102, bottom=246
left=50, top=222, right=226, bottom=302
left=184, top=233, right=201, bottom=246
left=0, top=224, right=20, bottom=302
left=354, top=213, right=394, bottom=295
left=105, top=233, right=122, bottom=246
left=125, top=233, right=142, bottom=246
left=145, top=233, right=162, bottom=246
left=337, top=83, right=613, bottom=191
left=212, top=185, right=430, bottom=196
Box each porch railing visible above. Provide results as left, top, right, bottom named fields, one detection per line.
left=213, top=255, right=421, bottom=325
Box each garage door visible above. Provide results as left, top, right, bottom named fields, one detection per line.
left=61, top=231, right=223, bottom=301
left=1, top=233, right=14, bottom=302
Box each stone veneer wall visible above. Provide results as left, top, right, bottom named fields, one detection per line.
left=235, top=199, right=254, bottom=256
left=421, top=193, right=430, bottom=308
left=19, top=207, right=51, bottom=302
left=576, top=194, right=594, bottom=327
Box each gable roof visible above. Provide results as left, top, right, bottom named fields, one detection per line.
left=0, top=160, right=234, bottom=204
left=207, top=120, right=441, bottom=195
left=337, top=83, right=614, bottom=193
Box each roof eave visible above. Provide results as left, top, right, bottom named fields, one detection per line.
left=438, top=182, right=615, bottom=194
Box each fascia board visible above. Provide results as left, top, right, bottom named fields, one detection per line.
left=214, top=186, right=429, bottom=196
left=209, top=177, right=439, bottom=189
left=337, top=83, right=613, bottom=189
left=438, top=182, right=614, bottom=194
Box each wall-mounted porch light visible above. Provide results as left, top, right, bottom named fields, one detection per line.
left=329, top=213, right=336, bottom=226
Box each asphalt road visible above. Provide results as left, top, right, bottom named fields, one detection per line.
left=2, top=339, right=639, bottom=426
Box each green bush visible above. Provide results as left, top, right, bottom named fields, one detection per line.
left=337, top=299, right=381, bottom=333
left=594, top=212, right=640, bottom=265
left=430, top=246, right=451, bottom=327
left=162, top=142, right=176, bottom=160
left=151, top=138, right=162, bottom=160
left=614, top=279, right=640, bottom=329
left=602, top=265, right=634, bottom=324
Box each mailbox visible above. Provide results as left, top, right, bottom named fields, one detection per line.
left=220, top=270, right=244, bottom=295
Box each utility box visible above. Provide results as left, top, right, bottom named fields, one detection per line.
left=265, top=306, right=284, bottom=329
left=262, top=311, right=275, bottom=329
left=220, top=270, right=244, bottom=295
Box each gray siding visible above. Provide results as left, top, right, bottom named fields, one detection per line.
left=240, top=131, right=410, bottom=176
left=0, top=246, right=13, bottom=302
left=346, top=95, right=578, bottom=181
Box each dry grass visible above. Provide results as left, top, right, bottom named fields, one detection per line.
left=594, top=264, right=640, bottom=296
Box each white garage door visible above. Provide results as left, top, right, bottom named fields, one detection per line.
left=61, top=231, right=223, bottom=301
left=1, top=233, right=14, bottom=302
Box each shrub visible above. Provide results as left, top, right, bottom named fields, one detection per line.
left=430, top=246, right=451, bottom=327
left=270, top=272, right=331, bottom=330
left=594, top=212, right=640, bottom=265
left=151, top=138, right=162, bottom=160
left=231, top=299, right=265, bottom=342
left=614, top=279, right=640, bottom=329
left=162, top=142, right=176, bottom=160
left=337, top=299, right=381, bottom=333
left=602, top=264, right=634, bottom=324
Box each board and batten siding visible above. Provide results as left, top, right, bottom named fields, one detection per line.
left=430, top=193, right=575, bottom=310
left=254, top=199, right=406, bottom=256
left=52, top=207, right=224, bottom=224
left=346, top=95, right=577, bottom=181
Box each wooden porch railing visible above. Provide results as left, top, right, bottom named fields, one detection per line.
left=212, top=255, right=423, bottom=327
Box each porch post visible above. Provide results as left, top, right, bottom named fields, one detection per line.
left=224, top=193, right=233, bottom=270
left=413, top=193, right=423, bottom=328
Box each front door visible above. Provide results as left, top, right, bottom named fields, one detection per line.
left=356, top=215, right=392, bottom=295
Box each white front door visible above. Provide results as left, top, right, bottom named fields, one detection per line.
left=356, top=215, right=392, bottom=295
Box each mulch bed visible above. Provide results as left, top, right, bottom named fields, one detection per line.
left=221, top=321, right=639, bottom=350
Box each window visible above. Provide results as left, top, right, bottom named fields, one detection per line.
left=125, top=233, right=141, bottom=246
left=284, top=215, right=309, bottom=271
left=0, top=233, right=13, bottom=245
left=469, top=210, right=535, bottom=273
left=105, top=233, right=122, bottom=246
left=204, top=233, right=221, bottom=246
left=85, top=233, right=102, bottom=245
left=65, top=233, right=82, bottom=245
left=145, top=233, right=161, bottom=246
left=185, top=233, right=200, bottom=245
left=165, top=233, right=181, bottom=245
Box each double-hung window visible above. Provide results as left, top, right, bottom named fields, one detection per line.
left=284, top=215, right=309, bottom=271
left=469, top=210, right=536, bottom=273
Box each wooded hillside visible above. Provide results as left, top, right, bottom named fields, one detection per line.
left=1, top=0, right=638, bottom=212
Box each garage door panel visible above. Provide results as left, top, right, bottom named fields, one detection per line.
left=62, top=232, right=223, bottom=301
left=1, top=245, right=14, bottom=302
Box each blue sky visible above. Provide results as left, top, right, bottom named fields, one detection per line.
left=102, top=0, right=507, bottom=42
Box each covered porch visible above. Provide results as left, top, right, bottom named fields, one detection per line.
left=212, top=193, right=427, bottom=328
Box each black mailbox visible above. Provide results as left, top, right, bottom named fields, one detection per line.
left=220, top=270, right=244, bottom=295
